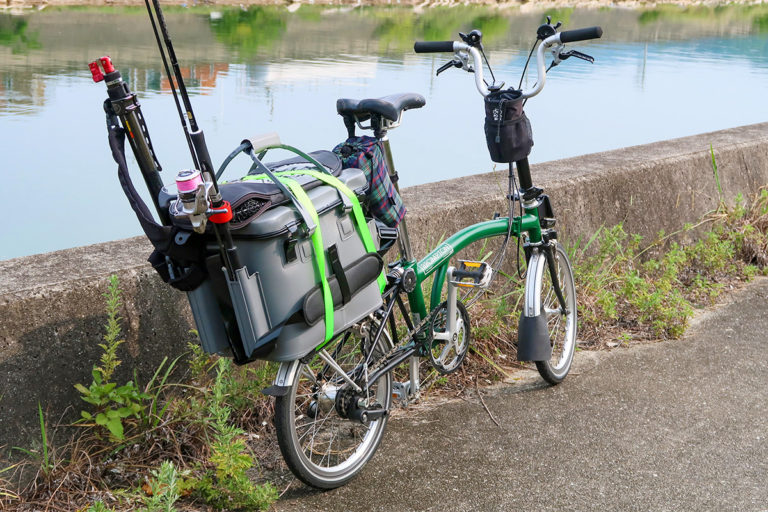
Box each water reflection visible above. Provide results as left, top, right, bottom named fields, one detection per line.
left=0, top=16, right=41, bottom=54
left=372, top=7, right=513, bottom=50
left=4, top=4, right=768, bottom=113
left=209, top=7, right=287, bottom=56
left=2, top=5, right=768, bottom=259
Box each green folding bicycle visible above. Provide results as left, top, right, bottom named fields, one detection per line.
left=270, top=20, right=603, bottom=488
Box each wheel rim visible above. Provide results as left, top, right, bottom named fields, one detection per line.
left=540, top=247, right=577, bottom=376
left=288, top=328, right=391, bottom=481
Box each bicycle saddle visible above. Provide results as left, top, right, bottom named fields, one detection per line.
left=336, top=93, right=426, bottom=122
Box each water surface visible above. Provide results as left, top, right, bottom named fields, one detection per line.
left=1, top=5, right=768, bottom=259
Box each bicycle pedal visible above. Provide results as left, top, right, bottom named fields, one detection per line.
left=450, top=260, right=493, bottom=289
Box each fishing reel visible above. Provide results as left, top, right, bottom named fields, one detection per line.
left=171, top=169, right=229, bottom=233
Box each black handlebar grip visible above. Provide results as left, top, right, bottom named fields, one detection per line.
left=559, top=26, right=603, bottom=43
left=414, top=41, right=455, bottom=53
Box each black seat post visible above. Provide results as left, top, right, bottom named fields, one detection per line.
left=343, top=115, right=356, bottom=139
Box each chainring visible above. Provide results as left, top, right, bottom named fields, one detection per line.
left=427, top=300, right=470, bottom=374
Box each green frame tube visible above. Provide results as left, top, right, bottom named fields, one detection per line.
left=405, top=207, right=542, bottom=319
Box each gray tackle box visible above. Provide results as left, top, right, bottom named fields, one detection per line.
left=187, top=167, right=384, bottom=362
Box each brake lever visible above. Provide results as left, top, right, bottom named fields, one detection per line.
left=436, top=59, right=462, bottom=76
left=559, top=49, right=595, bottom=64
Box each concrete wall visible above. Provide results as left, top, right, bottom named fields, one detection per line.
left=1, top=122, right=767, bottom=447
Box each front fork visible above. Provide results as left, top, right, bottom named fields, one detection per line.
left=518, top=241, right=566, bottom=362
left=544, top=244, right=568, bottom=315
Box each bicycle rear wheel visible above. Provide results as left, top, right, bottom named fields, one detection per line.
left=273, top=319, right=392, bottom=489
left=531, top=243, right=577, bottom=384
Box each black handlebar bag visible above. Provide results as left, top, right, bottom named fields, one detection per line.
left=484, top=89, right=534, bottom=163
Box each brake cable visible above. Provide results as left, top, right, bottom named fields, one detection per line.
left=478, top=46, right=497, bottom=87
left=518, top=39, right=539, bottom=90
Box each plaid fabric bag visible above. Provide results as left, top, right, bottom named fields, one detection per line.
left=333, top=136, right=406, bottom=228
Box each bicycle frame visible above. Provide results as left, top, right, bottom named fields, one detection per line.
left=354, top=195, right=545, bottom=391
left=265, top=22, right=597, bottom=487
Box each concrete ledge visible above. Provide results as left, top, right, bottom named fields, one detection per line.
left=403, top=122, right=768, bottom=259
left=0, top=241, right=193, bottom=448
left=1, top=122, right=767, bottom=446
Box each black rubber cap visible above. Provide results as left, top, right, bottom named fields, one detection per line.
left=414, top=41, right=455, bottom=53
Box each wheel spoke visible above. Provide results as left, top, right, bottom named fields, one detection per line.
left=553, top=313, right=563, bottom=333
left=300, top=367, right=318, bottom=384
left=306, top=405, right=335, bottom=462
left=543, top=286, right=555, bottom=308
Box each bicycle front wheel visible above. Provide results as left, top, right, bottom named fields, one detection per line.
left=273, top=319, right=392, bottom=489
left=530, top=243, right=578, bottom=384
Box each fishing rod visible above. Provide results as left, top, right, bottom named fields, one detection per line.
left=143, top=0, right=198, bottom=170
left=142, top=0, right=242, bottom=277
left=90, top=2, right=267, bottom=364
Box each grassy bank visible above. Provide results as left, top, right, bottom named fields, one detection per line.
left=1, top=278, right=280, bottom=511
left=421, top=185, right=768, bottom=393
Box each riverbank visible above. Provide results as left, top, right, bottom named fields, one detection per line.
left=3, top=0, right=766, bottom=11
left=5, top=134, right=768, bottom=509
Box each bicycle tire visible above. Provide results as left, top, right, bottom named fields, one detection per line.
left=273, top=320, right=392, bottom=489
left=531, top=243, right=578, bottom=384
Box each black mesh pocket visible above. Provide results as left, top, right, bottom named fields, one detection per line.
left=484, top=89, right=533, bottom=163
left=148, top=249, right=207, bottom=292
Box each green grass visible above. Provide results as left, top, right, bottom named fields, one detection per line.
left=468, top=186, right=768, bottom=366
left=8, top=278, right=279, bottom=511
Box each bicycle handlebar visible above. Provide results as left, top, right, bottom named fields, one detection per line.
left=559, top=26, right=603, bottom=43
left=414, top=26, right=602, bottom=99
left=414, top=41, right=456, bottom=53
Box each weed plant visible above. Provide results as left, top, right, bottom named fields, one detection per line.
left=462, top=187, right=768, bottom=386
left=574, top=190, right=766, bottom=343
left=3, top=278, right=278, bottom=511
